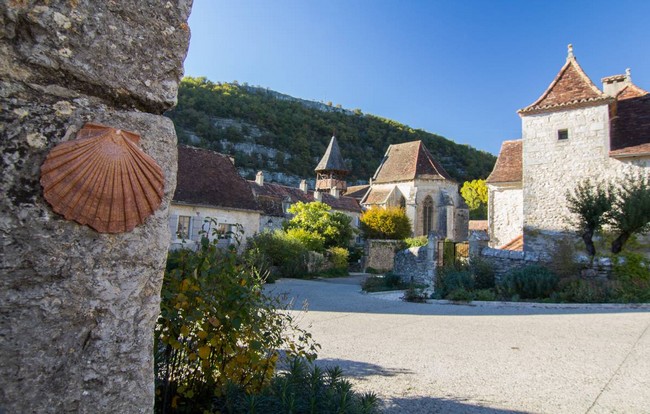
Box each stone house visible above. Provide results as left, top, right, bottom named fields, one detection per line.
left=360, top=140, right=469, bottom=241
left=170, top=146, right=261, bottom=249
left=487, top=45, right=650, bottom=255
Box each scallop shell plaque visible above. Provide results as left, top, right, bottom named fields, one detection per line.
left=40, top=123, right=165, bottom=233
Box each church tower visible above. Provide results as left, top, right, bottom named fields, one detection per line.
left=315, top=135, right=349, bottom=196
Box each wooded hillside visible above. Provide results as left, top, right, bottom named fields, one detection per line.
left=166, top=77, right=496, bottom=185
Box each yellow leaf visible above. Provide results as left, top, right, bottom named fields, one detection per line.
left=198, top=345, right=211, bottom=360
left=180, top=325, right=190, bottom=337
left=197, top=330, right=208, bottom=339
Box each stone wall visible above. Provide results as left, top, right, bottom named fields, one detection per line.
left=393, top=238, right=437, bottom=286
left=479, top=247, right=541, bottom=281
left=365, top=239, right=401, bottom=272
left=0, top=1, right=191, bottom=413
left=487, top=183, right=523, bottom=248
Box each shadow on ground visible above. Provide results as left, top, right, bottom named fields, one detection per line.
left=314, top=358, right=413, bottom=378
left=383, top=396, right=532, bottom=414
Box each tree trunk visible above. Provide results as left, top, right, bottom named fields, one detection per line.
left=582, top=229, right=596, bottom=257
left=611, top=232, right=631, bottom=254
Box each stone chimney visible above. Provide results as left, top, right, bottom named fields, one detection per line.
left=602, top=68, right=632, bottom=97
left=330, top=187, right=340, bottom=198
left=314, top=191, right=322, bottom=201
left=255, top=171, right=264, bottom=186
left=299, top=179, right=308, bottom=193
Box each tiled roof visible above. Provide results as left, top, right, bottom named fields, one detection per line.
left=610, top=92, right=650, bottom=158
left=361, top=188, right=391, bottom=205
left=372, top=140, right=452, bottom=184
left=499, top=235, right=523, bottom=251
left=174, top=146, right=259, bottom=211
left=345, top=184, right=370, bottom=200
left=519, top=47, right=610, bottom=115
left=616, top=83, right=648, bottom=101
left=315, top=136, right=349, bottom=173
left=486, top=140, right=522, bottom=184
left=249, top=181, right=361, bottom=216
left=468, top=220, right=488, bottom=232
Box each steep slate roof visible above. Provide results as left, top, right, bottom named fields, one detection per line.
left=315, top=136, right=349, bottom=173
left=486, top=140, right=522, bottom=184
left=372, top=140, right=453, bottom=184
left=249, top=181, right=361, bottom=216
left=519, top=45, right=611, bottom=115
left=174, top=146, right=259, bottom=211
left=610, top=92, right=650, bottom=157
left=361, top=188, right=391, bottom=205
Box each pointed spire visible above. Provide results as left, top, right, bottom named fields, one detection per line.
left=567, top=43, right=574, bottom=60
left=315, top=136, right=348, bottom=173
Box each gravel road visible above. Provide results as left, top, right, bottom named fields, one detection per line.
left=265, top=276, right=650, bottom=414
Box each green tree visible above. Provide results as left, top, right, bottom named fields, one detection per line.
left=285, top=201, right=355, bottom=249
left=565, top=179, right=614, bottom=257
left=609, top=173, right=650, bottom=254
left=461, top=179, right=488, bottom=219
left=360, top=207, right=412, bottom=240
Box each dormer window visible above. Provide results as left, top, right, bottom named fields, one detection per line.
left=558, top=129, right=569, bottom=140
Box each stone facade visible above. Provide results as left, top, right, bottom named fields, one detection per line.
left=365, top=239, right=402, bottom=272
left=393, top=236, right=437, bottom=286
left=488, top=183, right=523, bottom=248
left=0, top=1, right=191, bottom=413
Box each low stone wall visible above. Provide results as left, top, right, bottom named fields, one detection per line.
left=393, top=245, right=435, bottom=286
left=479, top=248, right=541, bottom=281
left=365, top=240, right=401, bottom=272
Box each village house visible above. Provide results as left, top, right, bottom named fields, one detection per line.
left=360, top=140, right=469, bottom=241
left=169, top=146, right=261, bottom=250
left=487, top=45, right=650, bottom=255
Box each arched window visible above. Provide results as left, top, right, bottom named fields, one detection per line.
left=422, top=196, right=433, bottom=236
left=399, top=196, right=406, bottom=209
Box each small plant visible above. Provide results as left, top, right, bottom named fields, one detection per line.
left=612, top=252, right=650, bottom=302
left=402, top=286, right=428, bottom=303
left=470, top=258, right=496, bottom=289
left=473, top=288, right=498, bottom=301
left=436, top=266, right=475, bottom=298
left=446, top=288, right=474, bottom=302
left=498, top=265, right=559, bottom=299
left=404, top=236, right=428, bottom=248
left=557, top=277, right=612, bottom=303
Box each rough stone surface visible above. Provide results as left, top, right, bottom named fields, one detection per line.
left=364, top=239, right=401, bottom=272
left=393, top=241, right=436, bottom=286
left=487, top=183, right=522, bottom=248
left=0, top=1, right=190, bottom=412
left=0, top=1, right=192, bottom=113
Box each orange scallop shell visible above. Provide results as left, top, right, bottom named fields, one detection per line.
left=40, top=123, right=165, bottom=233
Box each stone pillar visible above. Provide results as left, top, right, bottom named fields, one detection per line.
left=0, top=1, right=192, bottom=413
left=469, top=231, right=490, bottom=259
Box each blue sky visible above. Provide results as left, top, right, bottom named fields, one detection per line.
left=183, top=0, right=650, bottom=155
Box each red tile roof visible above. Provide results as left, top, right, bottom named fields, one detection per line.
left=610, top=93, right=650, bottom=158
left=486, top=140, right=522, bottom=184
left=616, top=83, right=648, bottom=101
left=499, top=235, right=523, bottom=251
left=361, top=188, right=391, bottom=205
left=372, top=140, right=452, bottom=184
left=345, top=184, right=370, bottom=200
left=249, top=181, right=361, bottom=216
left=519, top=48, right=610, bottom=115
left=174, top=146, right=260, bottom=211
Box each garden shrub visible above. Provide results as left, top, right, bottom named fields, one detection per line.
left=360, top=207, right=412, bottom=240
left=155, top=237, right=319, bottom=413
left=402, top=286, right=428, bottom=303
left=612, top=252, right=650, bottom=302
left=557, top=277, right=612, bottom=303
left=361, top=272, right=406, bottom=292
left=286, top=227, right=325, bottom=252
left=446, top=288, right=474, bottom=302
left=474, top=289, right=498, bottom=301
left=435, top=266, right=474, bottom=298
left=327, top=246, right=349, bottom=270
left=404, top=236, right=428, bottom=248
left=498, top=265, right=559, bottom=299
left=246, top=230, right=308, bottom=278
left=470, top=258, right=496, bottom=289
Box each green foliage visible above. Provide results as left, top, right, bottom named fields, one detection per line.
left=212, top=358, right=380, bottom=414
left=402, top=286, right=428, bottom=303
left=474, top=289, right=498, bottom=301
left=360, top=207, right=412, bottom=240
left=326, top=247, right=349, bottom=270
left=498, top=265, right=559, bottom=299
left=566, top=178, right=614, bottom=257
left=461, top=179, right=488, bottom=219
left=609, top=173, right=650, bottom=254
left=471, top=258, right=496, bottom=290
left=286, top=227, right=325, bottom=252
left=286, top=201, right=355, bottom=249
left=404, top=236, right=428, bottom=248
left=166, top=78, right=497, bottom=184
left=155, top=236, right=319, bottom=413
left=361, top=273, right=406, bottom=292
left=446, top=288, right=474, bottom=302
left=612, top=252, right=650, bottom=302
left=246, top=230, right=308, bottom=278
left=557, top=278, right=613, bottom=303
left=435, top=267, right=475, bottom=298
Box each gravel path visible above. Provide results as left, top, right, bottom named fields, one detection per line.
left=265, top=276, right=650, bottom=414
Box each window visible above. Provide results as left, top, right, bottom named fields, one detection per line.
left=399, top=196, right=406, bottom=209
left=422, top=196, right=433, bottom=236
left=558, top=129, right=569, bottom=140
left=177, top=215, right=191, bottom=239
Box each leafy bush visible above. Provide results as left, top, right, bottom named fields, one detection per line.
left=246, top=230, right=308, bottom=278
left=360, top=207, right=412, bottom=240
left=213, top=358, right=380, bottom=414
left=470, top=258, right=496, bottom=289
left=155, top=238, right=319, bottom=413
left=327, top=247, right=349, bottom=270
left=498, top=265, right=559, bottom=299
left=286, top=227, right=325, bottom=252
left=361, top=272, right=406, bottom=292
left=435, top=266, right=475, bottom=298
left=446, top=288, right=474, bottom=302
left=402, top=286, right=428, bottom=303
left=285, top=201, right=355, bottom=249
left=612, top=252, right=650, bottom=302
left=557, top=277, right=612, bottom=303
left=404, top=236, right=428, bottom=248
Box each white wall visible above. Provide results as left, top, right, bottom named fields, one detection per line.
left=488, top=183, right=523, bottom=248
